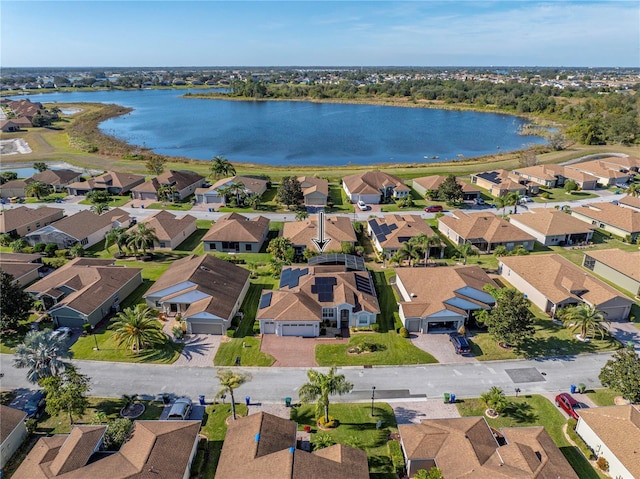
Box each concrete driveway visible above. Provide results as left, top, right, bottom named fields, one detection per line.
left=261, top=335, right=319, bottom=367
left=410, top=333, right=478, bottom=364
left=172, top=334, right=222, bottom=367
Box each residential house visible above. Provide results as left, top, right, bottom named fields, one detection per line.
left=367, top=214, right=443, bottom=258
left=470, top=169, right=531, bottom=197
left=509, top=208, right=595, bottom=246
left=26, top=258, right=142, bottom=328
left=499, top=254, right=633, bottom=321
left=6, top=116, right=32, bottom=130
left=510, top=164, right=566, bottom=188
left=583, top=249, right=640, bottom=297
left=216, top=412, right=369, bottom=479
left=342, top=171, right=411, bottom=204
left=0, top=252, right=45, bottom=286
left=195, top=175, right=268, bottom=206
left=412, top=175, right=480, bottom=200
left=25, top=208, right=131, bottom=250
left=596, top=155, right=640, bottom=172
left=571, top=203, right=640, bottom=242
left=575, top=405, right=640, bottom=479
left=618, top=194, right=640, bottom=212
left=438, top=211, right=535, bottom=253
left=0, top=206, right=64, bottom=237
left=565, top=160, right=632, bottom=187
left=298, top=176, right=329, bottom=206
left=257, top=264, right=379, bottom=336
left=31, top=169, right=82, bottom=192
left=12, top=420, right=201, bottom=479
left=202, top=213, right=270, bottom=253
left=396, top=266, right=497, bottom=333
left=0, top=178, right=33, bottom=198
left=560, top=167, right=600, bottom=190
left=0, top=119, right=20, bottom=132
left=130, top=210, right=197, bottom=250
left=283, top=215, right=356, bottom=257
left=144, top=254, right=250, bottom=335
left=399, top=416, right=578, bottom=479
left=131, top=170, right=205, bottom=201
left=0, top=405, right=28, bottom=472
left=66, top=171, right=146, bottom=196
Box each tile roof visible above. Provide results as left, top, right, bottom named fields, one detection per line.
left=343, top=171, right=408, bottom=195
left=368, top=214, right=438, bottom=250
left=0, top=404, right=27, bottom=444
left=499, top=254, right=631, bottom=307
left=0, top=206, right=63, bottom=233
left=439, top=211, right=535, bottom=244
left=571, top=203, right=640, bottom=233
left=202, top=212, right=270, bottom=243
left=132, top=210, right=196, bottom=242
left=31, top=169, right=81, bottom=186
left=283, top=215, right=356, bottom=250
left=576, top=405, right=640, bottom=478
left=413, top=175, right=480, bottom=193
left=510, top=208, right=595, bottom=236
left=584, top=249, right=640, bottom=282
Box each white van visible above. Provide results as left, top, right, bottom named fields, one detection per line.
left=167, top=397, right=192, bottom=420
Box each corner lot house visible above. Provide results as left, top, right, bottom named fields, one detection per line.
left=576, top=405, right=640, bottom=479
left=342, top=171, right=410, bottom=204
left=144, top=254, right=250, bottom=334
left=396, top=266, right=497, bottom=333
left=470, top=169, right=529, bottom=197
left=509, top=208, right=595, bottom=246
left=12, top=420, right=200, bottom=479
left=0, top=405, right=27, bottom=472
left=31, top=169, right=82, bottom=192
left=0, top=206, right=64, bottom=237
left=131, top=170, right=205, bottom=201
left=216, top=412, right=369, bottom=479
left=257, top=264, right=379, bottom=337
left=565, top=159, right=632, bottom=187
left=202, top=213, right=270, bottom=253
left=583, top=249, right=640, bottom=297
left=367, top=214, right=443, bottom=258
left=195, top=175, right=268, bottom=206
left=571, top=203, right=640, bottom=243
left=130, top=210, right=197, bottom=250
left=26, top=258, right=142, bottom=328
left=283, top=215, right=356, bottom=256
left=499, top=254, right=633, bottom=321
left=0, top=252, right=44, bottom=286
left=438, top=210, right=535, bottom=252
left=298, top=176, right=329, bottom=206
left=399, top=417, right=578, bottom=479
left=25, top=208, right=131, bottom=249
left=66, top=171, right=145, bottom=196
left=412, top=175, right=480, bottom=200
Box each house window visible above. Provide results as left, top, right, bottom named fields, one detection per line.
left=358, top=317, right=368, bottom=325
left=599, top=223, right=605, bottom=228
left=27, top=226, right=31, bottom=232
left=245, top=244, right=251, bottom=252
left=36, top=222, right=41, bottom=227
left=583, top=256, right=596, bottom=271
left=322, top=308, right=335, bottom=319
left=80, top=238, right=89, bottom=245
left=159, top=242, right=166, bottom=248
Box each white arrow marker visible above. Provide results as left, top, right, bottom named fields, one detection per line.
left=311, top=211, right=331, bottom=253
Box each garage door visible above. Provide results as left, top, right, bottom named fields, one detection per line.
left=601, top=306, right=630, bottom=322
left=405, top=318, right=421, bottom=333
left=281, top=323, right=316, bottom=337
left=263, top=322, right=276, bottom=334
left=190, top=322, right=224, bottom=335
left=55, top=317, right=85, bottom=328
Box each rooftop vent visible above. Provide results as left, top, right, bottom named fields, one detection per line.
left=200, top=266, right=211, bottom=272
left=289, top=447, right=295, bottom=454
left=255, top=433, right=260, bottom=442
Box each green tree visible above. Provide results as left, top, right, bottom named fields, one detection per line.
left=599, top=345, right=640, bottom=403
left=157, top=184, right=176, bottom=203
left=105, top=227, right=130, bottom=256
left=437, top=175, right=464, bottom=204
left=480, top=386, right=509, bottom=415
left=476, top=287, right=535, bottom=348
left=127, top=223, right=159, bottom=255
left=69, top=243, right=85, bottom=258
left=215, top=369, right=251, bottom=421
left=103, top=418, right=132, bottom=450
left=415, top=467, right=444, bottom=479
left=33, top=162, right=48, bottom=172
left=267, top=236, right=295, bottom=264
left=145, top=156, right=166, bottom=176
left=0, top=233, right=12, bottom=246
left=10, top=238, right=27, bottom=253
left=111, top=304, right=166, bottom=353
left=0, top=171, right=18, bottom=184
left=625, top=183, right=640, bottom=198
left=91, top=202, right=110, bottom=215
left=560, top=304, right=610, bottom=340
left=1, top=271, right=34, bottom=330
left=276, top=176, right=303, bottom=210
left=399, top=241, right=420, bottom=267
left=295, top=209, right=309, bottom=221
left=493, top=245, right=508, bottom=257
left=86, top=189, right=111, bottom=205
left=564, top=179, right=579, bottom=193
left=298, top=367, right=353, bottom=424
left=13, top=330, right=72, bottom=383
left=247, top=193, right=261, bottom=210
left=209, top=155, right=236, bottom=180
left=457, top=241, right=477, bottom=265
left=25, top=181, right=51, bottom=199
left=40, top=366, right=91, bottom=425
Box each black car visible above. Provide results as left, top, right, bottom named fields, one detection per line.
left=449, top=333, right=471, bottom=354
left=23, top=390, right=46, bottom=419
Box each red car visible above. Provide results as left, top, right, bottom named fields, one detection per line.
left=555, top=393, right=582, bottom=420
left=424, top=205, right=444, bottom=213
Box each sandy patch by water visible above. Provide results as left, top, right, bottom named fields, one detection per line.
left=0, top=138, right=32, bottom=155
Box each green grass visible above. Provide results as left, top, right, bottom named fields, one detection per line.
left=0, top=315, right=52, bottom=354
left=316, top=332, right=437, bottom=366
left=24, top=192, right=68, bottom=204
left=327, top=184, right=354, bottom=213
left=234, top=282, right=276, bottom=337
left=146, top=201, right=194, bottom=211
left=292, top=402, right=397, bottom=478
left=533, top=187, right=598, bottom=203
left=199, top=403, right=248, bottom=478
left=78, top=195, right=130, bottom=207
left=585, top=388, right=621, bottom=406
left=174, top=227, right=209, bottom=252
left=214, top=336, right=275, bottom=366
left=456, top=394, right=606, bottom=479
left=379, top=188, right=429, bottom=212
left=196, top=219, right=213, bottom=229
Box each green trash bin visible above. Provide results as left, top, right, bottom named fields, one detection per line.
left=578, top=383, right=586, bottom=394
left=443, top=393, right=450, bottom=404
left=285, top=397, right=292, bottom=407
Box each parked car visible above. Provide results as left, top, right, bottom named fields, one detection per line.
left=424, top=205, right=444, bottom=213
left=449, top=333, right=471, bottom=355
left=473, top=197, right=485, bottom=205
left=23, top=390, right=46, bottom=419
left=357, top=200, right=368, bottom=211
left=51, top=327, right=72, bottom=339
left=167, top=397, right=192, bottom=420
left=555, top=393, right=583, bottom=420
left=519, top=196, right=533, bottom=204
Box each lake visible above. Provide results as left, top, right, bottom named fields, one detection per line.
left=20, top=89, right=546, bottom=166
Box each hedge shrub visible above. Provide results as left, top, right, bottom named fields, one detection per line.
left=388, top=440, right=405, bottom=474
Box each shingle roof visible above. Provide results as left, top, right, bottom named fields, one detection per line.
left=439, top=211, right=535, bottom=244
left=412, top=175, right=480, bottom=193
left=566, top=160, right=630, bottom=180
left=618, top=194, right=640, bottom=211
left=209, top=175, right=269, bottom=195
left=0, top=404, right=27, bottom=444
left=571, top=203, right=640, bottom=234
left=510, top=208, right=595, bottom=236
left=584, top=249, right=640, bottom=282
left=132, top=170, right=204, bottom=194
left=473, top=169, right=524, bottom=192
left=283, top=215, right=356, bottom=250
left=343, top=171, right=408, bottom=195
left=133, top=210, right=196, bottom=242
left=67, top=171, right=146, bottom=191
left=368, top=214, right=438, bottom=250
left=511, top=165, right=563, bottom=182
left=26, top=208, right=129, bottom=240
left=202, top=213, right=270, bottom=243
left=0, top=206, right=63, bottom=233
left=297, top=176, right=329, bottom=197
left=31, top=169, right=81, bottom=186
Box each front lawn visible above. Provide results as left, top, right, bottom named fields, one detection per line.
left=316, top=332, right=437, bottom=366
left=327, top=184, right=354, bottom=213
left=457, top=394, right=605, bottom=479
left=585, top=388, right=621, bottom=406
left=291, top=402, right=398, bottom=478
left=146, top=201, right=194, bottom=211
left=214, top=336, right=275, bottom=366
left=533, top=187, right=598, bottom=203
left=78, top=195, right=130, bottom=207
left=0, top=315, right=51, bottom=354
left=199, top=403, right=248, bottom=478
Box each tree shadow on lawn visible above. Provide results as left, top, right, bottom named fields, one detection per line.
left=135, top=341, right=184, bottom=363
left=518, top=334, right=612, bottom=360
left=503, top=401, right=538, bottom=424
left=174, top=228, right=209, bottom=252
left=290, top=406, right=316, bottom=427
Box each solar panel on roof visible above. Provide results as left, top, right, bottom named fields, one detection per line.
left=259, top=292, right=273, bottom=309
left=388, top=224, right=398, bottom=231
left=355, top=275, right=373, bottom=295
left=380, top=224, right=391, bottom=235
left=318, top=292, right=333, bottom=302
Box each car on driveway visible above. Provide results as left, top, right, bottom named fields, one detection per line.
left=424, top=205, right=444, bottom=213
left=23, top=390, right=46, bottom=419
left=51, top=327, right=72, bottom=340
left=555, top=393, right=584, bottom=420
left=357, top=200, right=368, bottom=211
left=449, top=333, right=471, bottom=355
left=167, top=397, right=192, bottom=420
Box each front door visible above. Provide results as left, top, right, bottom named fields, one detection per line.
left=340, top=309, right=350, bottom=328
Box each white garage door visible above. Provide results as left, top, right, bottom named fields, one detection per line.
left=263, top=322, right=276, bottom=334
left=601, top=306, right=630, bottom=322
left=190, top=322, right=224, bottom=335
left=281, top=323, right=316, bottom=337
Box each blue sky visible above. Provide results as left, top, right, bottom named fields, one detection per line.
left=2, top=1, right=638, bottom=67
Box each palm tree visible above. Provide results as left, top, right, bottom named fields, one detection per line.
left=247, top=193, right=261, bottom=210
left=399, top=241, right=420, bottom=267
left=25, top=181, right=51, bottom=199
left=215, top=369, right=251, bottom=421
left=10, top=238, right=27, bottom=253
left=561, top=304, right=610, bottom=340
left=13, top=330, right=72, bottom=384
left=298, top=367, right=353, bottom=424
left=226, top=180, right=246, bottom=205
left=480, top=386, right=508, bottom=415
left=157, top=185, right=177, bottom=204
left=91, top=202, right=110, bottom=215
left=625, top=183, right=640, bottom=198
left=457, top=241, right=477, bottom=265
left=209, top=155, right=236, bottom=180
left=105, top=227, right=130, bottom=256
left=127, top=223, right=158, bottom=256
left=295, top=209, right=309, bottom=221
left=111, top=304, right=166, bottom=353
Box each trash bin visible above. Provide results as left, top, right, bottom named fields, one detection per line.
left=141, top=204, right=144, bottom=209
left=570, top=384, right=577, bottom=394
left=450, top=394, right=456, bottom=404
left=444, top=393, right=450, bottom=404
left=304, top=425, right=311, bottom=433
left=245, top=396, right=250, bottom=406
left=199, top=395, right=206, bottom=406
left=578, top=383, right=586, bottom=394
left=285, top=397, right=292, bottom=407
